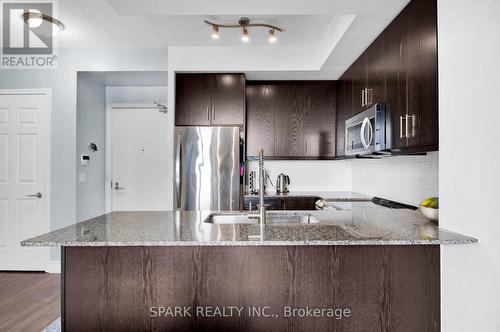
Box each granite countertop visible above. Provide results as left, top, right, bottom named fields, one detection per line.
left=21, top=203, right=477, bottom=247
left=244, top=191, right=372, bottom=201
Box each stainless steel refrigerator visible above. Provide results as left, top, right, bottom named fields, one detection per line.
left=174, top=127, right=240, bottom=211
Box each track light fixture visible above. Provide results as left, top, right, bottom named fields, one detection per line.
left=22, top=11, right=65, bottom=32
left=204, top=17, right=283, bottom=43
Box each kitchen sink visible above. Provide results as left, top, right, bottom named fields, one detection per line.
left=203, top=212, right=320, bottom=224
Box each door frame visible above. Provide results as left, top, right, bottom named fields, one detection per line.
left=104, top=103, right=167, bottom=213
left=0, top=88, right=51, bottom=271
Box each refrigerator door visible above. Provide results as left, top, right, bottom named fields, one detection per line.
left=175, top=127, right=240, bottom=211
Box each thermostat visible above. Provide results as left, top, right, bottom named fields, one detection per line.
left=81, top=155, right=90, bottom=166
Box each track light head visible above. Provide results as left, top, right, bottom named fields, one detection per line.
left=211, top=25, right=219, bottom=39
left=241, top=27, right=249, bottom=42
left=268, top=29, right=277, bottom=43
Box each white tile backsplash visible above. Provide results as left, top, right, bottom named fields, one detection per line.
left=351, top=151, right=439, bottom=206
left=246, top=151, right=438, bottom=206
left=246, top=160, right=352, bottom=192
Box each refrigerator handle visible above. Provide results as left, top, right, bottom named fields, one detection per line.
left=175, top=135, right=182, bottom=209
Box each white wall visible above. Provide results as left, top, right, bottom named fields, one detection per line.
left=76, top=73, right=106, bottom=222
left=106, top=86, right=167, bottom=104
left=247, top=160, right=352, bottom=192
left=438, top=0, right=500, bottom=331
left=351, top=152, right=438, bottom=206
left=0, top=47, right=169, bottom=260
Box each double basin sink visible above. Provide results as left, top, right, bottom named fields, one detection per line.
left=204, top=212, right=320, bottom=225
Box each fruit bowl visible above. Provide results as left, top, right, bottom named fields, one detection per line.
left=420, top=206, right=439, bottom=222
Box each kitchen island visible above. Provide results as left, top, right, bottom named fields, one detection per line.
left=23, top=205, right=476, bottom=332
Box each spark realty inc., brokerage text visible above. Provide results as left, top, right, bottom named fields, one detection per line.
left=150, top=306, right=352, bottom=320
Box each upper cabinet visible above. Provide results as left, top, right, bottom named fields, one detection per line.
left=336, top=0, right=438, bottom=156
left=246, top=84, right=275, bottom=156
left=247, top=81, right=336, bottom=159
left=405, top=0, right=438, bottom=150
left=175, top=73, right=245, bottom=126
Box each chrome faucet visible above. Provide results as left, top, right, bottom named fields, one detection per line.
left=258, top=148, right=267, bottom=224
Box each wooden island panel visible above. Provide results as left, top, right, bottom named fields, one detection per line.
left=63, top=245, right=439, bottom=332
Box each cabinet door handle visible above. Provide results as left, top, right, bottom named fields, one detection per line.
left=212, top=106, right=216, bottom=121
left=405, top=114, right=410, bottom=138
left=400, top=115, right=406, bottom=139
left=206, top=106, right=210, bottom=121
left=361, top=89, right=365, bottom=107
left=407, top=114, right=416, bottom=138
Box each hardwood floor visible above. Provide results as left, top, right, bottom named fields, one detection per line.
left=0, top=272, right=60, bottom=332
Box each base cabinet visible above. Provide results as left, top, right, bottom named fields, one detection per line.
left=63, top=245, right=440, bottom=332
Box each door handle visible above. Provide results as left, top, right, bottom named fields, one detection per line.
left=212, top=106, right=216, bottom=121
left=366, top=89, right=372, bottom=106
left=206, top=106, right=210, bottom=121
left=361, top=89, right=365, bottom=107
left=360, top=117, right=373, bottom=149
left=400, top=115, right=406, bottom=139
left=26, top=192, right=42, bottom=198
left=113, top=182, right=125, bottom=190
left=406, top=114, right=416, bottom=138
left=175, top=135, right=182, bottom=209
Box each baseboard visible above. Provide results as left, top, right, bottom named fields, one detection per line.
left=46, top=260, right=61, bottom=274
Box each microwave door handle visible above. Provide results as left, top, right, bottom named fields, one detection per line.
left=175, top=135, right=182, bottom=209
left=367, top=119, right=374, bottom=146
left=360, top=117, right=371, bottom=149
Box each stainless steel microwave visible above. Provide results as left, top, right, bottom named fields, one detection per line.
left=345, top=103, right=391, bottom=156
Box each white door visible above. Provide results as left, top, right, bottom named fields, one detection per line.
left=0, top=90, right=50, bottom=271
left=108, top=106, right=169, bottom=211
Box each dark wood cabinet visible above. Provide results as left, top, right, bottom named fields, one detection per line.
left=384, top=10, right=407, bottom=150
left=274, top=84, right=307, bottom=157
left=243, top=196, right=319, bottom=211
left=405, top=0, right=438, bottom=149
left=335, top=0, right=438, bottom=156
left=211, top=74, right=246, bottom=125
left=247, top=81, right=336, bottom=159
left=304, top=83, right=336, bottom=157
left=335, top=71, right=353, bottom=157
left=351, top=55, right=367, bottom=115
left=366, top=35, right=386, bottom=106
left=175, top=73, right=245, bottom=126
left=175, top=74, right=213, bottom=126
left=246, top=85, right=275, bottom=156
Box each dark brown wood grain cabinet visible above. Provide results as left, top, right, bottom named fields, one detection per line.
left=304, top=83, right=336, bottom=157
left=351, top=55, right=367, bottom=115
left=247, top=81, right=336, bottom=159
left=336, top=68, right=354, bottom=156
left=211, top=74, right=246, bottom=125
left=335, top=0, right=438, bottom=156
left=175, top=74, right=213, bottom=126
left=384, top=9, right=407, bottom=150
left=274, top=84, right=307, bottom=157
left=366, top=35, right=386, bottom=106
left=405, top=0, right=438, bottom=149
left=246, top=84, right=275, bottom=156
left=175, top=73, right=245, bottom=126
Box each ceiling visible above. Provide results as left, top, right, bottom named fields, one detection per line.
left=55, top=0, right=411, bottom=79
